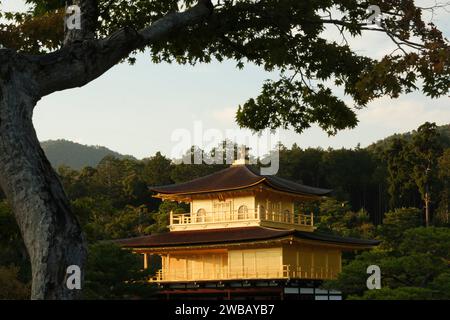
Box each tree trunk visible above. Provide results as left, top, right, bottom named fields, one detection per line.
left=0, top=58, right=86, bottom=299
left=0, top=0, right=211, bottom=299
left=425, top=191, right=430, bottom=227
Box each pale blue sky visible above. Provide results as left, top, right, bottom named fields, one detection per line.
left=3, top=1, right=450, bottom=159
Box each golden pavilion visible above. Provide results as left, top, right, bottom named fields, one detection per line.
left=117, top=159, right=379, bottom=300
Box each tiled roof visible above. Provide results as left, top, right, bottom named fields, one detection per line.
left=115, top=227, right=379, bottom=248
left=150, top=165, right=332, bottom=196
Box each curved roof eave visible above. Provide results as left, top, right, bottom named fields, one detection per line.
left=115, top=227, right=380, bottom=249
left=150, top=165, right=332, bottom=197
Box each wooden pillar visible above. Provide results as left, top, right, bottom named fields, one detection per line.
left=167, top=253, right=170, bottom=278
left=279, top=201, right=282, bottom=222
left=291, top=202, right=295, bottom=224
left=201, top=254, right=205, bottom=279
left=143, top=253, right=148, bottom=269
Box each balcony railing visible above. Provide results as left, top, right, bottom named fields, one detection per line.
left=170, top=208, right=314, bottom=228
left=149, top=265, right=337, bottom=282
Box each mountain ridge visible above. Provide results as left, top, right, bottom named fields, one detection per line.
left=40, top=139, right=135, bottom=170
left=41, top=123, right=450, bottom=169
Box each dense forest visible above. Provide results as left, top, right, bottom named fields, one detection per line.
left=1, top=122, right=449, bottom=299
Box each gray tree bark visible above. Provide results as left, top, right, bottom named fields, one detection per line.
left=0, top=0, right=212, bottom=299
left=0, top=50, right=86, bottom=299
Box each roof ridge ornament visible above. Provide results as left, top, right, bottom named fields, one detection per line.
left=232, top=145, right=250, bottom=166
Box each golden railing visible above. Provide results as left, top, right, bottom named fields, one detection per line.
left=260, top=211, right=313, bottom=226
left=170, top=208, right=314, bottom=227
left=170, top=209, right=258, bottom=225
left=149, top=265, right=337, bottom=282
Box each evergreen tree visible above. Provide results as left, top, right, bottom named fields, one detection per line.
left=410, top=122, right=443, bottom=226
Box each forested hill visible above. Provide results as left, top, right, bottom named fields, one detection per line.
left=367, top=123, right=450, bottom=151
left=41, top=124, right=450, bottom=169
left=40, top=139, right=135, bottom=170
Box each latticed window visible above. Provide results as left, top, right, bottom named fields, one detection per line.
left=213, top=200, right=231, bottom=212
left=259, top=205, right=265, bottom=219
left=283, top=209, right=291, bottom=223
left=213, top=200, right=231, bottom=221
left=269, top=202, right=281, bottom=221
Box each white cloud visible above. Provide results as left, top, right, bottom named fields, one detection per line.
left=359, top=96, right=450, bottom=131
left=1, top=1, right=29, bottom=12
left=211, top=107, right=237, bottom=125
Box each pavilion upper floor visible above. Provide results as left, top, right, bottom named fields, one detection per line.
left=151, top=164, right=332, bottom=232
left=168, top=190, right=315, bottom=232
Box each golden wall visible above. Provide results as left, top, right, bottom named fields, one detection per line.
left=228, top=247, right=284, bottom=279
left=162, top=250, right=228, bottom=281
left=255, top=193, right=295, bottom=215
left=191, top=193, right=296, bottom=216
left=154, top=243, right=341, bottom=282
left=282, top=244, right=341, bottom=279
left=191, top=195, right=256, bottom=215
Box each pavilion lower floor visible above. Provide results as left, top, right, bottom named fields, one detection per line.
left=118, top=226, right=378, bottom=300
left=142, top=242, right=342, bottom=283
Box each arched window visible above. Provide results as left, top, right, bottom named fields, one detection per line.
left=283, top=209, right=291, bottom=223
left=237, top=205, right=248, bottom=220
left=196, top=208, right=206, bottom=223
